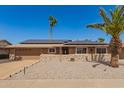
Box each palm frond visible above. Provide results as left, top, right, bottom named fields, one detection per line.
left=118, top=6, right=124, bottom=16
left=98, top=38, right=105, bottom=43
left=87, top=6, right=124, bottom=39
left=87, top=23, right=105, bottom=30
left=52, top=19, right=57, bottom=25
left=49, top=16, right=57, bottom=28
left=99, top=8, right=111, bottom=25
left=112, top=6, right=124, bottom=24
left=49, top=16, right=54, bottom=21
left=110, top=9, right=114, bottom=21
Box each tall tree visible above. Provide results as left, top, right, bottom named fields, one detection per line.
left=48, top=16, right=57, bottom=39
left=98, top=38, right=105, bottom=43
left=87, top=6, right=124, bottom=67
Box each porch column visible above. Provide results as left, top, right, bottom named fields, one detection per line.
left=95, top=47, right=97, bottom=54
left=106, top=47, right=108, bottom=54
left=59, top=47, right=62, bottom=54
left=86, top=48, right=88, bottom=54
left=59, top=47, right=62, bottom=62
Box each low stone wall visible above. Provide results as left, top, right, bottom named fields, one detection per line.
left=40, top=54, right=111, bottom=62
left=20, top=56, right=40, bottom=60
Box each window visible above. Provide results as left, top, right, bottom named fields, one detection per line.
left=48, top=48, right=56, bottom=53
left=96, top=48, right=106, bottom=54
left=76, top=48, right=87, bottom=54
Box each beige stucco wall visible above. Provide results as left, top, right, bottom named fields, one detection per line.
left=15, top=48, right=41, bottom=56
left=9, top=48, right=42, bottom=60
left=9, top=47, right=61, bottom=59
left=68, top=47, right=75, bottom=54
left=119, top=47, right=124, bottom=59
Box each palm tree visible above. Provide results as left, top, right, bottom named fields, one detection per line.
left=48, top=16, right=57, bottom=39
left=98, top=38, right=105, bottom=43
left=87, top=6, right=124, bottom=67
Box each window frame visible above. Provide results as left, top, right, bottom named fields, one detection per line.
left=48, top=48, right=56, bottom=54
left=76, top=47, right=87, bottom=54
left=96, top=48, right=107, bottom=54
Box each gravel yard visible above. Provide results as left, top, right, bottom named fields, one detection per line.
left=6, top=60, right=124, bottom=80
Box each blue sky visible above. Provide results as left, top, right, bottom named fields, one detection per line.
left=0, top=5, right=123, bottom=44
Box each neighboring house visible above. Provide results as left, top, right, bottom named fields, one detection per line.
left=6, top=39, right=113, bottom=60
left=0, top=40, right=12, bottom=55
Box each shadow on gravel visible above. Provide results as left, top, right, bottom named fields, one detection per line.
left=86, top=61, right=111, bottom=68
left=92, top=61, right=124, bottom=68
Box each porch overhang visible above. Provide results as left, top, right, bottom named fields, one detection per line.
left=5, top=44, right=64, bottom=49
left=5, top=44, right=109, bottom=49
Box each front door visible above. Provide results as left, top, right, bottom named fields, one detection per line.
left=88, top=47, right=95, bottom=54
left=62, top=47, right=69, bottom=54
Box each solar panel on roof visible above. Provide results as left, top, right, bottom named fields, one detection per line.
left=20, top=39, right=72, bottom=44
left=20, top=39, right=108, bottom=45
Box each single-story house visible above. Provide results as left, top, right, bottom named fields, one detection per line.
left=4, top=39, right=124, bottom=60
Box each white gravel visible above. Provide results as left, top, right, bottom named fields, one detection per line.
left=7, top=60, right=124, bottom=80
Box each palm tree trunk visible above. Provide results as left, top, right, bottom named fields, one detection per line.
left=50, top=27, right=53, bottom=40
left=111, top=51, right=119, bottom=67
left=48, top=27, right=52, bottom=40
left=110, top=37, right=122, bottom=68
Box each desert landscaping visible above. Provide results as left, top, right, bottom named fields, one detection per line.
left=6, top=58, right=124, bottom=80
left=0, top=55, right=124, bottom=87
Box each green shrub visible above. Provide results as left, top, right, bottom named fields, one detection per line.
left=70, top=58, right=75, bottom=62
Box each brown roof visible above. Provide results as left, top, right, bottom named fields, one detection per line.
left=20, top=39, right=108, bottom=45
left=5, top=39, right=110, bottom=48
